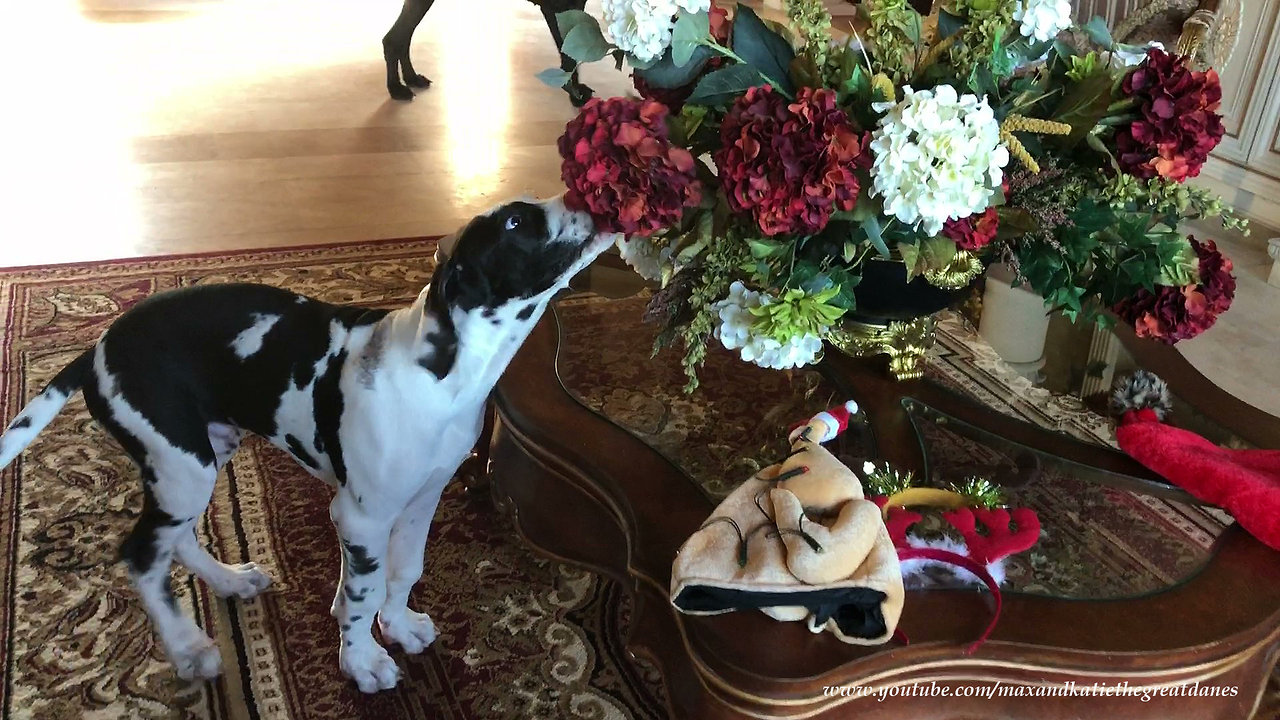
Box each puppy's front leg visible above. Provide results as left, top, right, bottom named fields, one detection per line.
left=377, top=480, right=446, bottom=653
left=329, top=492, right=400, bottom=693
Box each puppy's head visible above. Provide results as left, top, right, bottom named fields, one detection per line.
left=431, top=196, right=613, bottom=312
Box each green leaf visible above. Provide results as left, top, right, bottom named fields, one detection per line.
left=635, top=45, right=714, bottom=88
left=996, top=207, right=1040, bottom=240
left=687, top=64, right=765, bottom=105
left=937, top=10, right=964, bottom=39
left=898, top=242, right=922, bottom=280
left=556, top=10, right=595, bottom=38
left=1052, top=38, right=1079, bottom=64
left=562, top=22, right=612, bottom=63
left=672, top=10, right=710, bottom=67
left=536, top=67, right=573, bottom=88
left=731, top=5, right=796, bottom=94
left=861, top=216, right=890, bottom=258
left=747, top=237, right=788, bottom=259
left=790, top=54, right=823, bottom=91
left=919, top=235, right=958, bottom=272
left=1053, top=69, right=1116, bottom=145
left=1081, top=16, right=1114, bottom=49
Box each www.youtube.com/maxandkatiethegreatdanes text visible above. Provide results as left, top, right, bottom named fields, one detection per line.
left=821, top=681, right=1241, bottom=703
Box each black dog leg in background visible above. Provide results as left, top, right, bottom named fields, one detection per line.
left=383, top=0, right=435, bottom=101
left=535, top=0, right=593, bottom=107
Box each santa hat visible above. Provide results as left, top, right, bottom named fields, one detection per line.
left=1113, top=371, right=1280, bottom=552
left=788, top=401, right=860, bottom=444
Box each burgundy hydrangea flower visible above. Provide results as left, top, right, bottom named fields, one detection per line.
left=1112, top=237, right=1236, bottom=343
left=632, top=3, right=731, bottom=112
left=715, top=85, right=869, bottom=236
left=1114, top=49, right=1225, bottom=182
left=558, top=97, right=702, bottom=236
left=941, top=206, right=999, bottom=251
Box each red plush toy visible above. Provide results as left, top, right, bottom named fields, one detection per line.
left=1113, top=371, right=1280, bottom=551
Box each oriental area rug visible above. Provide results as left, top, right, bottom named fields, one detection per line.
left=0, top=240, right=1275, bottom=719
left=0, top=240, right=666, bottom=720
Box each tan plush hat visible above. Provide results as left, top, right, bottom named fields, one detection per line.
left=670, top=403, right=904, bottom=645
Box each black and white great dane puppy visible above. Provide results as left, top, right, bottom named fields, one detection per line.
left=0, top=196, right=611, bottom=693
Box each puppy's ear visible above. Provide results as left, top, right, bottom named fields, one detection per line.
left=434, top=232, right=458, bottom=265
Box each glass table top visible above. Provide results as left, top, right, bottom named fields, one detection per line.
left=550, top=265, right=1265, bottom=602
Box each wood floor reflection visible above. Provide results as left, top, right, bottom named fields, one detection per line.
left=0, top=0, right=633, bottom=267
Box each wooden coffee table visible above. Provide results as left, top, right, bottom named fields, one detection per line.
left=484, top=287, right=1280, bottom=720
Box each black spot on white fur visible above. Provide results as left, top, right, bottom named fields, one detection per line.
left=285, top=434, right=318, bottom=469
left=9, top=417, right=30, bottom=430
left=342, top=541, right=379, bottom=575
left=313, top=349, right=349, bottom=485
left=417, top=331, right=456, bottom=380
left=516, top=304, right=536, bottom=321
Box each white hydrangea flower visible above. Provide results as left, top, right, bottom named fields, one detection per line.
left=601, top=0, right=683, bottom=64
left=869, top=85, right=1009, bottom=236
left=1112, top=41, right=1165, bottom=67
left=615, top=234, right=675, bottom=282
left=713, top=282, right=825, bottom=370
left=1012, top=0, right=1072, bottom=43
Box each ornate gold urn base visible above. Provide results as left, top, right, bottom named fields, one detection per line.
left=826, top=316, right=938, bottom=381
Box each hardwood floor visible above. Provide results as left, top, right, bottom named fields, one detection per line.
left=0, top=0, right=1275, bottom=420
left=0, top=0, right=633, bottom=267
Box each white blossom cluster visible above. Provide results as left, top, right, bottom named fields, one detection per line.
left=714, top=281, right=825, bottom=370
left=601, top=0, right=711, bottom=63
left=615, top=235, right=675, bottom=282
left=869, top=85, right=1009, bottom=235
left=1012, top=0, right=1073, bottom=43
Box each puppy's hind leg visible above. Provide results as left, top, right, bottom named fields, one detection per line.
left=382, top=0, right=434, bottom=100
left=174, top=422, right=273, bottom=599
left=114, top=455, right=225, bottom=681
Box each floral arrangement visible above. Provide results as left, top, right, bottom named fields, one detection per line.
left=539, top=0, right=1247, bottom=390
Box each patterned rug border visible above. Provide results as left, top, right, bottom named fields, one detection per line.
left=0, top=236, right=442, bottom=274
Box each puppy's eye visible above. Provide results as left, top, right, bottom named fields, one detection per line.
left=504, top=216, right=521, bottom=231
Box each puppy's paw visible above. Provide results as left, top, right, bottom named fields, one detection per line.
left=567, top=81, right=594, bottom=108
left=406, top=73, right=432, bottom=89
left=339, top=641, right=401, bottom=693
left=170, top=634, right=222, bottom=681
left=208, top=562, right=273, bottom=599
left=388, top=83, right=415, bottom=101
left=378, top=609, right=437, bottom=654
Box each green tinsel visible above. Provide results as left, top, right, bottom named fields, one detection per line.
left=860, top=460, right=915, bottom=497
left=950, top=476, right=1004, bottom=508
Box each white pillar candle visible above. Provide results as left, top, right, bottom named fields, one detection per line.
left=978, top=263, right=1052, bottom=364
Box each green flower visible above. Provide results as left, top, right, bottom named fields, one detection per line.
left=748, top=286, right=847, bottom=343
left=786, top=0, right=833, bottom=67
left=1157, top=238, right=1201, bottom=287
left=1066, top=52, right=1101, bottom=82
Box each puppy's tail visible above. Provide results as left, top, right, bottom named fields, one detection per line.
left=0, top=349, right=93, bottom=470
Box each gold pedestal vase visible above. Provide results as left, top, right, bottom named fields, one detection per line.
left=826, top=250, right=983, bottom=381
left=827, top=316, right=939, bottom=380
